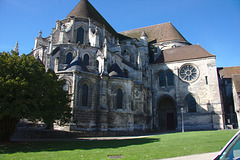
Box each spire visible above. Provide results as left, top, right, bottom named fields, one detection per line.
left=66, top=0, right=117, bottom=36
left=13, top=41, right=19, bottom=53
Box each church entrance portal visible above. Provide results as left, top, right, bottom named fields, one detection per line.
left=158, top=97, right=177, bottom=130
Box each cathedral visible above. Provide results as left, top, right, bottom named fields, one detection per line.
left=31, top=0, right=225, bottom=131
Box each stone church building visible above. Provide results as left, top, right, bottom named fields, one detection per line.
left=31, top=0, right=224, bottom=131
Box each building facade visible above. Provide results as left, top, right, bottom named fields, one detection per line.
left=218, top=67, right=240, bottom=129
left=31, top=0, right=224, bottom=131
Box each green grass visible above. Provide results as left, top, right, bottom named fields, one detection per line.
left=0, top=130, right=238, bottom=160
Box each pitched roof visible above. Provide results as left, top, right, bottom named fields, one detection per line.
left=233, top=75, right=240, bottom=93
left=218, top=66, right=240, bottom=79
left=108, top=63, right=126, bottom=78
left=119, top=22, right=188, bottom=43
left=153, top=45, right=215, bottom=64
left=67, top=0, right=117, bottom=36
left=64, top=56, right=89, bottom=72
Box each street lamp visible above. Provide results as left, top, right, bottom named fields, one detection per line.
left=181, top=107, right=184, bottom=133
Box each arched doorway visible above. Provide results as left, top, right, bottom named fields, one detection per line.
left=157, top=97, right=177, bottom=130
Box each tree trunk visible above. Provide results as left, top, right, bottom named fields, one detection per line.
left=0, top=116, right=19, bottom=142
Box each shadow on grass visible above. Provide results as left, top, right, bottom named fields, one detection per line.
left=0, top=138, right=160, bottom=154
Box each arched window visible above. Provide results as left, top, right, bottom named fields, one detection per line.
left=116, top=89, right=123, bottom=109
left=66, top=52, right=73, bottom=64
left=83, top=54, right=89, bottom=66
left=187, top=96, right=197, bottom=113
left=167, top=70, right=174, bottom=86
left=82, top=84, right=88, bottom=106
left=76, top=27, right=84, bottom=44
left=159, top=71, right=166, bottom=86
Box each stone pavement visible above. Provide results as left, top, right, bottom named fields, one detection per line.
left=159, top=152, right=219, bottom=160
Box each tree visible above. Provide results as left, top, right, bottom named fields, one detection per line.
left=0, top=51, right=72, bottom=141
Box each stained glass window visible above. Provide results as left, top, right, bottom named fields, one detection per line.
left=159, top=71, right=166, bottom=86
left=76, top=27, right=84, bottom=44
left=66, top=52, right=72, bottom=64
left=84, top=54, right=89, bottom=66
left=117, top=89, right=123, bottom=109
left=167, top=70, right=174, bottom=86
left=180, top=64, right=198, bottom=82
left=82, top=84, right=88, bottom=106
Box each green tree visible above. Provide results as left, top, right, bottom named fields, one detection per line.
left=0, top=51, right=72, bottom=141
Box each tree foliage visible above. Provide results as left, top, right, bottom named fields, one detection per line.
left=0, top=51, right=72, bottom=141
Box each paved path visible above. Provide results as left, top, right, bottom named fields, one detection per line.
left=159, top=152, right=219, bottom=160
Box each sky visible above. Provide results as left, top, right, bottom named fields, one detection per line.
left=0, top=0, right=239, bottom=67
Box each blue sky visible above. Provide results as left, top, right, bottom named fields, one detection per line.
left=0, top=0, right=239, bottom=67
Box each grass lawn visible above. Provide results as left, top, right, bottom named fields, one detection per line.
left=0, top=130, right=238, bottom=160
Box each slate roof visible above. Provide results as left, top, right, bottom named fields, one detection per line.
left=119, top=22, right=188, bottom=43
left=233, top=75, right=240, bottom=93
left=67, top=0, right=117, bottom=36
left=108, top=63, right=126, bottom=78
left=64, top=56, right=89, bottom=72
left=218, top=66, right=240, bottom=79
left=153, top=45, right=215, bottom=64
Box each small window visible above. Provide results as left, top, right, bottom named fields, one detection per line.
left=167, top=70, right=174, bottom=86
left=188, top=96, right=197, bottom=113
left=82, top=84, right=88, bottom=106
left=159, top=72, right=166, bottom=86
left=76, top=27, right=84, bottom=44
left=66, top=52, right=73, bottom=64
left=83, top=54, right=89, bottom=66
left=117, top=89, right=123, bottom=109
left=205, top=76, right=208, bottom=85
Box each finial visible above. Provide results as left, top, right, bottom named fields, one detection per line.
left=39, top=30, right=42, bottom=37
left=141, top=31, right=148, bottom=38
left=13, top=41, right=19, bottom=53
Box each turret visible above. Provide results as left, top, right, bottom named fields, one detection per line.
left=140, top=31, right=148, bottom=47
left=88, top=19, right=100, bottom=48
left=34, top=30, right=42, bottom=49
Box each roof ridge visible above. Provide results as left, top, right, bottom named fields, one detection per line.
left=119, top=22, right=188, bottom=43
left=120, top=22, right=171, bottom=33
left=222, top=66, right=240, bottom=69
